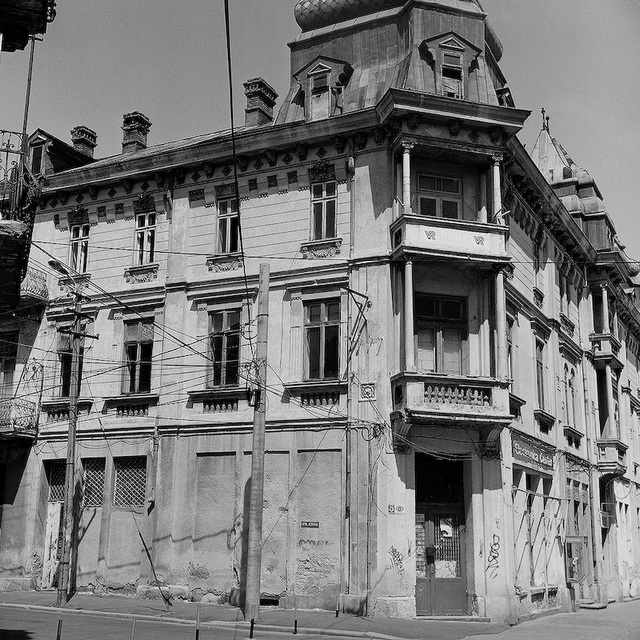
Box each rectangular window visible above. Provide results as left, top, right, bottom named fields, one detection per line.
left=506, top=314, right=515, bottom=386
left=209, top=310, right=240, bottom=387
left=123, top=320, right=153, bottom=394
left=415, top=296, right=467, bottom=375
left=70, top=224, right=90, bottom=273
left=59, top=347, right=84, bottom=398
left=218, top=197, right=239, bottom=254
left=0, top=332, right=18, bottom=400
left=83, top=458, right=105, bottom=508
left=304, top=300, right=340, bottom=380
left=135, top=212, right=156, bottom=265
left=535, top=339, right=545, bottom=409
left=310, top=181, right=337, bottom=240
left=114, top=456, right=146, bottom=507
left=417, top=174, right=462, bottom=219
left=441, top=54, right=463, bottom=99
left=31, top=145, right=44, bottom=174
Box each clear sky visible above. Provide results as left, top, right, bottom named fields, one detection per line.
left=1, top=0, right=638, bottom=252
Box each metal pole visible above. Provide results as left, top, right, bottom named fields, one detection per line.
left=57, top=292, right=82, bottom=605
left=245, top=264, right=270, bottom=620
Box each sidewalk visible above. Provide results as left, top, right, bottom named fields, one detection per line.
left=0, top=590, right=508, bottom=640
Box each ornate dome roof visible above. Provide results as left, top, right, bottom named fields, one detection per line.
left=294, top=0, right=405, bottom=32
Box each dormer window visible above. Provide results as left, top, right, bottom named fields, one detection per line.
left=294, top=57, right=353, bottom=123
left=442, top=53, right=463, bottom=98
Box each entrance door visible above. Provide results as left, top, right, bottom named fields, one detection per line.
left=42, top=461, right=65, bottom=589
left=415, top=455, right=466, bottom=615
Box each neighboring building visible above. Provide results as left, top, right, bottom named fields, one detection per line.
left=1, top=0, right=639, bottom=624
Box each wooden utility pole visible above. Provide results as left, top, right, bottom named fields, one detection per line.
left=57, top=291, right=83, bottom=605
left=245, top=263, right=270, bottom=623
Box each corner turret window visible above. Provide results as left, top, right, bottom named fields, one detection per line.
left=417, top=174, right=462, bottom=219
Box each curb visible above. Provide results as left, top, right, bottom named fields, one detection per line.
left=0, top=602, right=404, bottom=640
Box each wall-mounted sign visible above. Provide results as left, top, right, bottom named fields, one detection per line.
left=512, top=433, right=554, bottom=473
left=301, top=521, right=319, bottom=528
left=388, top=504, right=405, bottom=515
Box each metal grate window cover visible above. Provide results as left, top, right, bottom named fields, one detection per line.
left=114, top=456, right=147, bottom=506
left=46, top=460, right=66, bottom=502
left=83, top=458, right=105, bottom=508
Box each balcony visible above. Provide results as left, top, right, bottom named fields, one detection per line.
left=391, top=372, right=511, bottom=429
left=390, top=214, right=510, bottom=268
left=596, top=438, right=627, bottom=477
left=20, top=266, right=48, bottom=304
left=589, top=332, right=622, bottom=369
left=0, top=398, right=38, bottom=440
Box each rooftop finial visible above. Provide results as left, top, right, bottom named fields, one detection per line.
left=541, top=107, right=547, bottom=131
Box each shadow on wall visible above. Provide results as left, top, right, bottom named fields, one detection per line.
left=229, top=476, right=251, bottom=612
left=0, top=630, right=34, bottom=639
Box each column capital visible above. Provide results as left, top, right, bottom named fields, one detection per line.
left=491, top=152, right=503, bottom=163
left=401, top=141, right=415, bottom=152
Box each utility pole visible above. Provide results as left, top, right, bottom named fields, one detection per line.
left=245, top=263, right=270, bottom=624
left=48, top=259, right=95, bottom=606
left=56, top=290, right=82, bottom=605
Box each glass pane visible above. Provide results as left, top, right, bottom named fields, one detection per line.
left=212, top=335, right=222, bottom=386
left=420, top=197, right=437, bottom=216
left=136, top=230, right=145, bottom=265
left=228, top=310, right=240, bottom=330
left=137, top=214, right=146, bottom=228
left=218, top=200, right=228, bottom=215
left=139, top=342, right=153, bottom=392
left=313, top=202, right=324, bottom=240
left=418, top=175, right=436, bottom=191
left=442, top=200, right=459, bottom=218
left=325, top=200, right=336, bottom=238
left=416, top=326, right=435, bottom=371
left=325, top=182, right=336, bottom=197
left=72, top=226, right=80, bottom=240
left=219, top=218, right=228, bottom=253
left=434, top=513, right=461, bottom=578
left=140, top=322, right=154, bottom=341
left=311, top=183, right=324, bottom=199
left=147, top=230, right=155, bottom=263
left=126, top=344, right=138, bottom=393
left=212, top=313, right=223, bottom=333
left=230, top=199, right=239, bottom=213
left=226, top=334, right=239, bottom=386
left=442, top=328, right=462, bottom=374
left=148, top=213, right=156, bottom=226
left=440, top=299, right=463, bottom=320
left=229, top=216, right=239, bottom=253
left=307, top=302, right=321, bottom=324
left=306, top=327, right=321, bottom=379
left=441, top=178, right=460, bottom=194
left=324, top=325, right=339, bottom=378
left=326, top=301, right=340, bottom=322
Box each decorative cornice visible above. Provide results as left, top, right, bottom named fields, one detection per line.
left=300, top=237, right=343, bottom=259
left=206, top=253, right=244, bottom=272
left=124, top=263, right=159, bottom=284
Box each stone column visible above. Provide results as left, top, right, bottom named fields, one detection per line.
left=404, top=259, right=415, bottom=372
left=605, top=364, right=617, bottom=439
left=479, top=170, right=488, bottom=223
left=602, top=285, right=610, bottom=334
left=492, top=156, right=502, bottom=224
left=496, top=269, right=507, bottom=378
left=402, top=143, right=414, bottom=216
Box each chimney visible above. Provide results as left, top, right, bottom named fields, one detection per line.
left=70, top=125, right=98, bottom=158
left=121, top=112, right=152, bottom=153
left=243, top=78, right=278, bottom=128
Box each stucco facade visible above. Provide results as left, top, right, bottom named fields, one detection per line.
left=1, top=0, right=640, bottom=624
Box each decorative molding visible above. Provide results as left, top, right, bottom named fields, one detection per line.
left=359, top=382, right=376, bottom=402
left=300, top=237, right=342, bottom=259
left=206, top=253, right=244, bottom=272
left=124, top=263, right=159, bottom=284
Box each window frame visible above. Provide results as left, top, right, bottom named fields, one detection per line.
left=441, top=52, right=464, bottom=99
left=0, top=332, right=18, bottom=400
left=310, top=180, right=337, bottom=241
left=416, top=174, right=463, bottom=219
left=69, top=223, right=90, bottom=274
left=113, top=456, right=147, bottom=508
left=535, top=338, right=546, bottom=410
left=134, top=212, right=156, bottom=266
left=414, top=295, right=468, bottom=375
left=217, top=196, right=240, bottom=255
left=304, top=299, right=340, bottom=381
left=208, top=309, right=241, bottom=388
left=123, top=320, right=154, bottom=395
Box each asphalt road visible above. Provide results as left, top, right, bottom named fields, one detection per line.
left=1, top=600, right=640, bottom=640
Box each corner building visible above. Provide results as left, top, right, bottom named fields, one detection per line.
left=2, top=0, right=640, bottom=624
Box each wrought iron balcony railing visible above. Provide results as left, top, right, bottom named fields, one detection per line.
left=0, top=397, right=38, bottom=438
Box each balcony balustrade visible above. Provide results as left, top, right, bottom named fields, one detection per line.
left=596, top=438, right=627, bottom=477
left=20, top=266, right=48, bottom=304
left=391, top=372, right=511, bottom=427
left=390, top=214, right=509, bottom=268
left=0, top=397, right=38, bottom=439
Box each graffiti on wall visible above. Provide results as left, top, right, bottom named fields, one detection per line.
left=388, top=546, right=405, bottom=575
left=486, top=534, right=501, bottom=579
